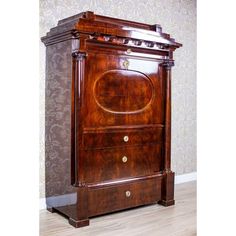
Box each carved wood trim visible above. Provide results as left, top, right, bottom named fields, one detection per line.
left=86, top=34, right=171, bottom=50
left=87, top=173, right=163, bottom=189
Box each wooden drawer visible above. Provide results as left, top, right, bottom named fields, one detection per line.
left=88, top=175, right=162, bottom=216
left=82, top=144, right=162, bottom=183
left=83, top=126, right=163, bottom=149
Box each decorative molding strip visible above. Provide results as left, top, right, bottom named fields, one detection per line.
left=41, top=30, right=78, bottom=46
left=88, top=34, right=171, bottom=51
left=39, top=172, right=197, bottom=210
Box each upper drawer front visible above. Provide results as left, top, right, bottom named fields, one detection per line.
left=83, top=127, right=163, bottom=149
left=82, top=144, right=162, bottom=183
left=82, top=52, right=164, bottom=127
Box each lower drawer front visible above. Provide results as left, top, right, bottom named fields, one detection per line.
left=88, top=176, right=162, bottom=216
left=82, top=144, right=162, bottom=183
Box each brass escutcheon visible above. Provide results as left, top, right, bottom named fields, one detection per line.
left=123, top=60, right=129, bottom=69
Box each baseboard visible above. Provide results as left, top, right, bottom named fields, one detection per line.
left=39, top=197, right=47, bottom=210
left=175, top=171, right=197, bottom=184
left=39, top=172, right=197, bottom=210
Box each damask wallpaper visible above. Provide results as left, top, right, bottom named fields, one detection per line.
left=40, top=0, right=196, bottom=198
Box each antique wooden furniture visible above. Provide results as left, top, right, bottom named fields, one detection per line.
left=41, top=11, right=182, bottom=228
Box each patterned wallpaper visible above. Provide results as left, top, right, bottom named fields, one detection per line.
left=40, top=0, right=196, bottom=198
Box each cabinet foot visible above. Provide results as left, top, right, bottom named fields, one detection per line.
left=158, top=199, right=175, bottom=207
left=159, top=171, right=175, bottom=207
left=69, top=218, right=89, bottom=228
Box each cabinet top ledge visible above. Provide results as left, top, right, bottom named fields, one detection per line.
left=41, top=11, right=182, bottom=49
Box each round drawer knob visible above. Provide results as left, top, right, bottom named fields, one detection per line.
left=125, top=190, right=131, bottom=197
left=122, top=156, right=128, bottom=163
left=123, top=135, right=129, bottom=142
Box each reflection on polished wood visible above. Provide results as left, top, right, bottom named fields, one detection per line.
left=40, top=181, right=196, bottom=236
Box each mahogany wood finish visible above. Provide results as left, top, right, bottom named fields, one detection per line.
left=42, top=11, right=182, bottom=228
left=88, top=175, right=162, bottom=216
left=82, top=144, right=162, bottom=183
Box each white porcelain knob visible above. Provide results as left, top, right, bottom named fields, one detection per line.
left=125, top=191, right=131, bottom=197
left=123, top=136, right=129, bottom=142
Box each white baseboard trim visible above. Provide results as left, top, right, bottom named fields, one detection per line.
left=175, top=171, right=197, bottom=184
left=39, top=172, right=197, bottom=210
left=39, top=197, right=47, bottom=210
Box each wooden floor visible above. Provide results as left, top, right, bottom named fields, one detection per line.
left=40, top=181, right=196, bottom=236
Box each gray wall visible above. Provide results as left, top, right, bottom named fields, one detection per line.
left=40, top=0, right=196, bottom=198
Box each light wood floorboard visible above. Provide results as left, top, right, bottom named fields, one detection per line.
left=40, top=181, right=196, bottom=236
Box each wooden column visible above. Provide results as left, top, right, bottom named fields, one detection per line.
left=163, top=60, right=174, bottom=172
left=70, top=52, right=89, bottom=227
left=159, top=60, right=175, bottom=207
left=71, top=51, right=87, bottom=186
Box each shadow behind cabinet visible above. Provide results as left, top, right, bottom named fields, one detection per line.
left=41, top=11, right=182, bottom=228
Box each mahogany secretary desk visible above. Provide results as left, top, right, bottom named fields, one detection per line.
left=41, top=11, right=182, bottom=228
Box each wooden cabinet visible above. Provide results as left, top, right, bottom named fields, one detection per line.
left=41, top=11, right=182, bottom=228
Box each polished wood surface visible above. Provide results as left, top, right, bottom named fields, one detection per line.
left=40, top=181, right=196, bottom=236
left=88, top=176, right=162, bottom=216
left=82, top=126, right=163, bottom=148
left=83, top=52, right=165, bottom=127
left=82, top=144, right=162, bottom=183
left=41, top=11, right=182, bottom=228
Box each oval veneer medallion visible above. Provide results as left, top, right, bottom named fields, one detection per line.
left=94, top=70, right=154, bottom=113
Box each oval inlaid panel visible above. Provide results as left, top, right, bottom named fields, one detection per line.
left=94, top=70, right=154, bottom=113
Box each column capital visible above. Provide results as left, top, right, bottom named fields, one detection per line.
left=161, top=60, right=174, bottom=70
left=72, top=51, right=87, bottom=61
